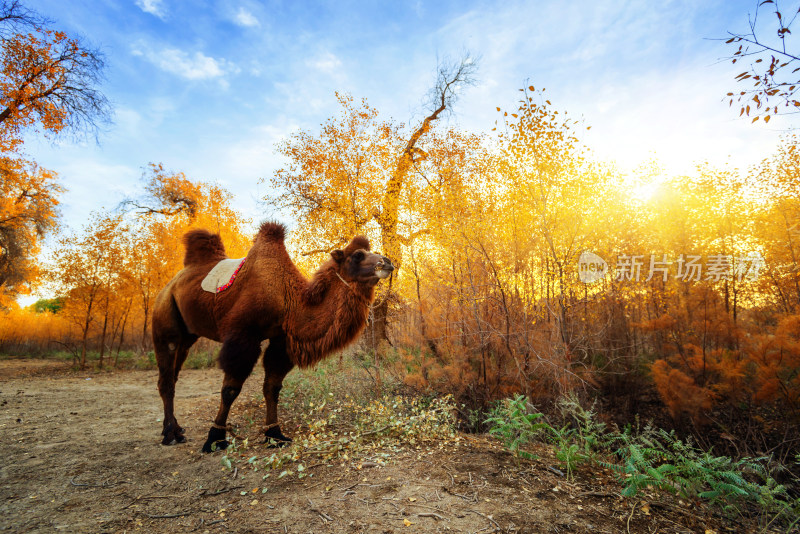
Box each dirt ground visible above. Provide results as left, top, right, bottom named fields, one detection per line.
left=0, top=359, right=751, bottom=533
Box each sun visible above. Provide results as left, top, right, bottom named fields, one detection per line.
left=630, top=180, right=662, bottom=202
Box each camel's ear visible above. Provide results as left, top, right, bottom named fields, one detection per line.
left=331, top=249, right=345, bottom=263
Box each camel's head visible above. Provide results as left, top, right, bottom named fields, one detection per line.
left=331, top=236, right=394, bottom=286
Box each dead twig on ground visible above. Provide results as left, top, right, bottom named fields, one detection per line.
left=199, top=485, right=243, bottom=497
left=547, top=466, right=565, bottom=477
left=626, top=501, right=638, bottom=534
left=304, top=462, right=328, bottom=470
left=444, top=487, right=477, bottom=502
left=418, top=512, right=445, bottom=520
left=467, top=509, right=501, bottom=532
left=308, top=498, right=333, bottom=522
left=69, top=476, right=127, bottom=488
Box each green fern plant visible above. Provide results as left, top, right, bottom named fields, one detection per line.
left=607, top=427, right=793, bottom=518
left=485, top=395, right=551, bottom=460
left=486, top=395, right=798, bottom=526
left=539, top=423, right=582, bottom=479
left=556, top=394, right=608, bottom=461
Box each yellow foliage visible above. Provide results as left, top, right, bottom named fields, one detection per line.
left=0, top=307, right=73, bottom=355
left=0, top=156, right=62, bottom=307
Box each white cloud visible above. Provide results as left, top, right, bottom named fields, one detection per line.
left=132, top=43, right=230, bottom=81
left=157, top=49, right=224, bottom=80
left=308, top=52, right=342, bottom=75
left=234, top=7, right=259, bottom=27
left=135, top=0, right=166, bottom=20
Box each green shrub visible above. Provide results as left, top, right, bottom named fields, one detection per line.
left=132, top=351, right=157, bottom=370
left=185, top=349, right=215, bottom=369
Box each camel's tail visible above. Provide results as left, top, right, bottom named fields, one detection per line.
left=182, top=229, right=227, bottom=266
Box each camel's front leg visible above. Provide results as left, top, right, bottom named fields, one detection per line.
left=202, top=336, right=260, bottom=453
left=262, top=335, right=294, bottom=446
left=202, top=374, right=245, bottom=452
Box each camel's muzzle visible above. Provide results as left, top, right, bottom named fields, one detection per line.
left=375, top=257, right=394, bottom=279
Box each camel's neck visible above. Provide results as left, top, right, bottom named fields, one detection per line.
left=283, top=270, right=374, bottom=368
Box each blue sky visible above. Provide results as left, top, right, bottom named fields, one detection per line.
left=23, top=0, right=792, bottom=236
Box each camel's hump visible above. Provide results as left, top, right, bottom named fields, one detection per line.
left=183, top=229, right=226, bottom=266
left=257, top=221, right=286, bottom=242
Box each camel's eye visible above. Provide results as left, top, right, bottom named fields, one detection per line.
left=352, top=251, right=365, bottom=262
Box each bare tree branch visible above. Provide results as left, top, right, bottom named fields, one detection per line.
left=722, top=0, right=800, bottom=123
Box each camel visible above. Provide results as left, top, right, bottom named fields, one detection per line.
left=152, top=221, right=393, bottom=453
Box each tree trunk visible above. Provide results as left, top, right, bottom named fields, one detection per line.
left=80, top=322, right=90, bottom=369
left=370, top=299, right=390, bottom=347
left=114, top=300, right=132, bottom=367
left=79, top=291, right=96, bottom=369
left=373, top=105, right=446, bottom=342
left=141, top=300, right=150, bottom=352
left=411, top=248, right=440, bottom=360
left=98, top=305, right=108, bottom=369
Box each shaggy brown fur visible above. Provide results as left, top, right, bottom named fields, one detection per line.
left=152, top=221, right=393, bottom=452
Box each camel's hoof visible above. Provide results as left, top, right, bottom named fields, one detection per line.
left=202, top=440, right=229, bottom=453
left=202, top=426, right=228, bottom=453
left=162, top=434, right=187, bottom=445
left=264, top=425, right=292, bottom=447
left=161, top=422, right=186, bottom=445
left=161, top=432, right=186, bottom=446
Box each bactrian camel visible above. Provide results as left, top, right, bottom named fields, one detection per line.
left=152, top=222, right=393, bottom=452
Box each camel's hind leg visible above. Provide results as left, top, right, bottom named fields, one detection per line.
left=154, top=298, right=197, bottom=445
left=156, top=338, right=197, bottom=444
left=262, top=335, right=295, bottom=445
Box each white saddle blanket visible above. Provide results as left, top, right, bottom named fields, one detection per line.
left=201, top=258, right=245, bottom=293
